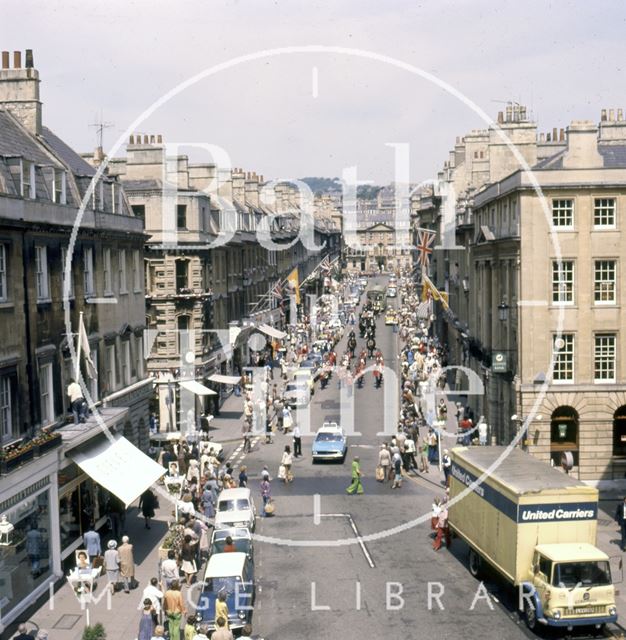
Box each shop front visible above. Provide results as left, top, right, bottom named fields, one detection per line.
left=0, top=454, right=60, bottom=634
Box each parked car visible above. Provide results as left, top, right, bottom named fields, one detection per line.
left=293, top=369, right=314, bottom=391
left=209, top=526, right=253, bottom=560
left=195, top=552, right=255, bottom=632
left=312, top=422, right=347, bottom=463
left=215, top=488, right=256, bottom=531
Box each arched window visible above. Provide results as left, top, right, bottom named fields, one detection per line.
left=550, top=406, right=579, bottom=467
left=613, top=406, right=626, bottom=456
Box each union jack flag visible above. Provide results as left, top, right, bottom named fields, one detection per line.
left=416, top=228, right=436, bottom=269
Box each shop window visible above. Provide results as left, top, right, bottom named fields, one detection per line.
left=550, top=406, right=579, bottom=467
left=613, top=406, right=626, bottom=456
left=0, top=488, right=52, bottom=614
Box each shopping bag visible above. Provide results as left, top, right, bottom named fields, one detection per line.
left=277, top=464, right=286, bottom=480
left=375, top=465, right=384, bottom=482
left=264, top=500, right=276, bottom=516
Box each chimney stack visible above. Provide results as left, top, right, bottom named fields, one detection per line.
left=563, top=120, right=603, bottom=169
left=0, top=49, right=42, bottom=134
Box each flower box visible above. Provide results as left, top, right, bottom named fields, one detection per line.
left=33, top=432, right=62, bottom=457
left=0, top=446, right=35, bottom=474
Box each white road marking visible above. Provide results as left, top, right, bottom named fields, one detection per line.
left=321, top=513, right=375, bottom=568
left=313, top=494, right=321, bottom=525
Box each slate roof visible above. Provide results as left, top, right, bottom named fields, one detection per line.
left=41, top=126, right=96, bottom=176
left=534, top=143, right=626, bottom=170
left=0, top=110, right=60, bottom=166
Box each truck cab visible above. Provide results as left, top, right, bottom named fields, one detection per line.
left=524, top=543, right=617, bottom=631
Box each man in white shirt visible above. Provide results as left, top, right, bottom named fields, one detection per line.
left=292, top=425, right=302, bottom=457
left=160, top=550, right=179, bottom=590
left=141, top=577, right=163, bottom=622
left=67, top=379, right=86, bottom=424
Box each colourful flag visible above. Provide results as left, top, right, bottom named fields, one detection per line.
left=78, top=313, right=97, bottom=379
left=287, top=267, right=300, bottom=304
left=416, top=227, right=436, bottom=269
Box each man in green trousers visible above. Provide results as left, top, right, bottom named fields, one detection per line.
left=346, top=456, right=364, bottom=494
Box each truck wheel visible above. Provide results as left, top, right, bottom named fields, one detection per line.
left=524, top=600, right=537, bottom=631
left=468, top=549, right=481, bottom=578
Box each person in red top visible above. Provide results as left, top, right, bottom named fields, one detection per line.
left=223, top=536, right=236, bottom=553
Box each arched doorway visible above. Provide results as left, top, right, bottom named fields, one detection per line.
left=550, top=406, right=579, bottom=467
left=612, top=406, right=626, bottom=456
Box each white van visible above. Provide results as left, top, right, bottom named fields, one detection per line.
left=215, top=487, right=256, bottom=531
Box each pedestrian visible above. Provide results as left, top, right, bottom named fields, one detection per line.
left=616, top=497, right=626, bottom=551
left=391, top=451, right=403, bottom=489
left=138, top=598, right=156, bottom=640
left=119, top=535, right=135, bottom=593
left=104, top=539, right=120, bottom=593
left=67, top=378, right=87, bottom=424
left=83, top=522, right=102, bottom=565
left=180, top=534, right=198, bottom=585
left=433, top=506, right=451, bottom=551
left=442, top=449, right=452, bottom=487
left=139, top=488, right=157, bottom=530
left=282, top=404, right=293, bottom=434
left=212, top=617, right=233, bottom=640
left=35, top=632, right=48, bottom=640
left=163, top=580, right=186, bottom=640
left=201, top=484, right=215, bottom=522
left=346, top=456, right=364, bottom=495
left=431, top=497, right=442, bottom=533
left=293, top=424, right=302, bottom=457
left=184, top=614, right=197, bottom=640
left=151, top=625, right=165, bottom=639
left=427, top=429, right=438, bottom=464
left=419, top=438, right=430, bottom=473
left=215, top=592, right=230, bottom=632
left=141, top=577, right=163, bottom=625
left=404, top=435, right=418, bottom=472
left=478, top=417, right=488, bottom=446
left=378, top=443, right=391, bottom=483
left=13, top=623, right=33, bottom=640
left=161, top=549, right=179, bottom=591
left=238, top=465, right=248, bottom=488
left=239, top=624, right=254, bottom=640
left=280, top=445, right=293, bottom=483
left=192, top=624, right=211, bottom=640
left=260, top=476, right=272, bottom=516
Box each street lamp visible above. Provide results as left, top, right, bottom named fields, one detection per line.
left=498, top=301, right=509, bottom=322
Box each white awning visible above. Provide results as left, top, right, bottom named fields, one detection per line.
left=71, top=436, right=165, bottom=507
left=258, top=324, right=287, bottom=340
left=207, top=374, right=241, bottom=385
left=180, top=380, right=217, bottom=396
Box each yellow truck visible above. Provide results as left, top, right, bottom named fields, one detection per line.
left=448, top=446, right=618, bottom=633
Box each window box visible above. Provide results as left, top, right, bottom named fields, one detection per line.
left=32, top=430, right=62, bottom=457
left=0, top=441, right=35, bottom=474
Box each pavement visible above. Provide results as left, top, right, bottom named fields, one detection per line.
left=15, top=275, right=626, bottom=640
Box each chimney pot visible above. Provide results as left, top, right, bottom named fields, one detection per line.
left=150, top=135, right=155, bottom=144
left=143, top=134, right=149, bottom=144
left=539, top=132, right=545, bottom=142
left=157, top=134, right=163, bottom=143
left=552, top=127, right=557, bottom=141
left=505, top=105, right=512, bottom=122
left=13, top=51, right=21, bottom=68
left=546, top=133, right=551, bottom=142
left=497, top=111, right=504, bottom=124
left=601, top=109, right=607, bottom=121
left=559, top=128, right=565, bottom=141
left=1, top=51, right=8, bottom=69
left=609, top=109, right=615, bottom=121
left=129, top=135, right=134, bottom=144
left=520, top=106, right=527, bottom=120
left=25, top=49, right=34, bottom=68
left=618, top=109, right=623, bottom=122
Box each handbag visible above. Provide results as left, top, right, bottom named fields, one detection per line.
left=264, top=500, right=276, bottom=516
left=277, top=464, right=286, bottom=480
left=375, top=465, right=384, bottom=482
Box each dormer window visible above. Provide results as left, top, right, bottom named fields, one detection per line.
left=21, top=159, right=35, bottom=199
left=53, top=169, right=67, bottom=204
